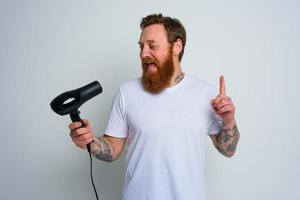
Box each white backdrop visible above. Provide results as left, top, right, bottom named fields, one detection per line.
left=1, top=0, right=299, bottom=200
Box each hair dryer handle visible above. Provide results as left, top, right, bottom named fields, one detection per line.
left=70, top=111, right=92, bottom=153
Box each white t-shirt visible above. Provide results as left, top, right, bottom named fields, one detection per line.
left=105, top=74, right=222, bottom=200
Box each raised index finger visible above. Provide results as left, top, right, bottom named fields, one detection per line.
left=219, top=75, right=226, bottom=95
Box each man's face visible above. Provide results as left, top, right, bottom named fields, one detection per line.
left=138, top=24, right=175, bottom=94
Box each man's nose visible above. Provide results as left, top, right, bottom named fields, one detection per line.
left=140, top=47, right=150, bottom=59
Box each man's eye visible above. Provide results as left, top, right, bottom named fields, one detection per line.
left=150, top=45, right=157, bottom=49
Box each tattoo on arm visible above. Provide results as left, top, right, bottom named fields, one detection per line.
left=215, top=124, right=240, bottom=157
left=90, top=136, right=115, bottom=162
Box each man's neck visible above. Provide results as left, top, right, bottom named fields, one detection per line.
left=169, top=62, right=184, bottom=87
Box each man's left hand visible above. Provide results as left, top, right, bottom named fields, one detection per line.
left=211, top=75, right=236, bottom=128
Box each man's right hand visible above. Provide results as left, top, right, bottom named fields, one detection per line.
left=69, top=119, right=95, bottom=149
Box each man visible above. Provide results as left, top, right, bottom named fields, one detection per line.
left=69, top=13, right=240, bottom=200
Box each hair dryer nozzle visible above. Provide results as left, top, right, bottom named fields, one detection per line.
left=50, top=81, right=102, bottom=115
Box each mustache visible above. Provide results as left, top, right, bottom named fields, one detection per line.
left=141, top=57, right=159, bottom=65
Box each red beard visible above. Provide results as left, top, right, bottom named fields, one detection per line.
left=141, top=47, right=175, bottom=94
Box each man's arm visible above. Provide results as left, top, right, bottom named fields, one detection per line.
left=90, top=134, right=126, bottom=162
left=69, top=120, right=126, bottom=162
left=209, top=121, right=240, bottom=157
left=210, top=75, right=240, bottom=157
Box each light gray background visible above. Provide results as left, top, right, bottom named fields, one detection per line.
left=1, top=0, right=299, bottom=199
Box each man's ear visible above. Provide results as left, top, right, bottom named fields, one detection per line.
left=173, top=39, right=183, bottom=57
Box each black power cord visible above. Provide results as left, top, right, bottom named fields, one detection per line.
left=87, top=145, right=99, bottom=200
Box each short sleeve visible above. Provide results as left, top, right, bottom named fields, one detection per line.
left=208, top=110, right=223, bottom=135
left=104, top=88, right=128, bottom=138
left=207, top=86, right=223, bottom=135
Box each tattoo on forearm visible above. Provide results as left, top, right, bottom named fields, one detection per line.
left=90, top=137, right=114, bottom=162
left=215, top=125, right=240, bottom=157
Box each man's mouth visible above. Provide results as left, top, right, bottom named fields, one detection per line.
left=144, top=61, right=157, bottom=73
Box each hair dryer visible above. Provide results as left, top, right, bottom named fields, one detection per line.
left=50, top=81, right=103, bottom=152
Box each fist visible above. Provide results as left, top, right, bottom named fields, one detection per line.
left=69, top=119, right=94, bottom=149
